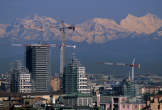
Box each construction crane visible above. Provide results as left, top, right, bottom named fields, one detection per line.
left=12, top=21, right=76, bottom=79
left=97, top=58, right=140, bottom=81
left=59, top=21, right=75, bottom=78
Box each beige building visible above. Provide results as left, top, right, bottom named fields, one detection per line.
left=50, top=77, right=61, bottom=92
left=146, top=95, right=162, bottom=110
left=140, top=86, right=162, bottom=95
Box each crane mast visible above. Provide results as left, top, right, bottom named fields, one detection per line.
left=60, top=21, right=65, bottom=78
left=59, top=21, right=75, bottom=78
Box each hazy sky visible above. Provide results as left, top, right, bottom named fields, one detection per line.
left=0, top=0, right=162, bottom=24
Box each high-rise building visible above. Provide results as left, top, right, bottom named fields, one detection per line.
left=26, top=44, right=50, bottom=92
left=63, top=54, right=90, bottom=94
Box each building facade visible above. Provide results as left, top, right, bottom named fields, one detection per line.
left=140, top=86, right=162, bottom=95
left=122, top=80, right=136, bottom=97
left=10, top=69, right=19, bottom=93
left=78, top=66, right=90, bottom=94
left=18, top=73, right=32, bottom=93
left=50, top=77, right=61, bottom=92
left=63, top=55, right=78, bottom=94
left=58, top=93, right=93, bottom=108
left=146, top=95, right=162, bottom=110
left=99, top=96, right=146, bottom=110
left=10, top=63, right=32, bottom=93
left=26, top=44, right=50, bottom=92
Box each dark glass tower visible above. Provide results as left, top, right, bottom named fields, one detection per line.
left=63, top=54, right=80, bottom=94
left=26, top=44, right=50, bottom=92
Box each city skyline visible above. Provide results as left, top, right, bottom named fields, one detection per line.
left=0, top=1, right=162, bottom=110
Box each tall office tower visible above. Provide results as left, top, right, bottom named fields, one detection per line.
left=63, top=54, right=90, bottom=94
left=26, top=44, right=50, bottom=92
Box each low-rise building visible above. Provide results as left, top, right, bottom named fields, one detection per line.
left=140, top=86, right=162, bottom=95
left=97, top=94, right=146, bottom=110
left=57, top=93, right=93, bottom=108
left=145, top=94, right=162, bottom=110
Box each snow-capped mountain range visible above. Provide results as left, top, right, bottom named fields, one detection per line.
left=0, top=13, right=162, bottom=43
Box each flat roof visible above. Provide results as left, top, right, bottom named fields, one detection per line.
left=0, top=91, right=63, bottom=97
left=25, top=44, right=50, bottom=46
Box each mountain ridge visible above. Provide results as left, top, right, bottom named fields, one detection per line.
left=0, top=13, right=162, bottom=44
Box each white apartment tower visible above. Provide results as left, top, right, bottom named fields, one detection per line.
left=19, top=73, right=32, bottom=93
left=78, top=66, right=90, bottom=94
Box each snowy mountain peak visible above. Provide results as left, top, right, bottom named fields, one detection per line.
left=120, top=13, right=162, bottom=34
